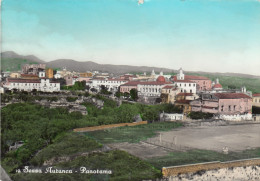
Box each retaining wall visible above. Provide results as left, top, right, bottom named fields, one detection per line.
left=73, top=121, right=148, bottom=132
left=162, top=158, right=260, bottom=177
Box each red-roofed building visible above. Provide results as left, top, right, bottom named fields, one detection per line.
left=119, top=74, right=136, bottom=81
left=212, top=78, right=223, bottom=91
left=190, top=92, right=252, bottom=115
left=173, top=68, right=212, bottom=92
left=137, top=79, right=174, bottom=97
left=21, top=74, right=39, bottom=79
left=156, top=76, right=166, bottom=83
left=252, top=93, right=260, bottom=107
left=4, top=78, right=60, bottom=92
left=120, top=81, right=140, bottom=93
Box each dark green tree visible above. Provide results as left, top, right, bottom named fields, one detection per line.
left=130, top=89, right=138, bottom=101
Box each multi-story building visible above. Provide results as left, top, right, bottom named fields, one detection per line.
left=137, top=76, right=174, bottom=97
left=161, top=85, right=180, bottom=104
left=46, top=68, right=54, bottom=79
left=120, top=81, right=140, bottom=93
left=4, top=78, right=60, bottom=92
left=174, top=93, right=198, bottom=114
left=253, top=93, right=260, bottom=107
left=191, top=93, right=252, bottom=115
left=87, top=78, right=128, bottom=92
left=172, top=68, right=212, bottom=92
left=174, top=79, right=197, bottom=94
left=22, top=64, right=46, bottom=75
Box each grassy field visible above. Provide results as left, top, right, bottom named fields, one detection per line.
left=84, top=122, right=183, bottom=144
left=146, top=148, right=260, bottom=169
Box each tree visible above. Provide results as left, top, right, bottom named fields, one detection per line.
left=115, top=91, right=123, bottom=98
left=130, top=89, right=138, bottom=101
left=100, top=85, right=110, bottom=95
left=123, top=92, right=130, bottom=98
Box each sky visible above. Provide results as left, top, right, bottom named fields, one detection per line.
left=1, top=0, right=260, bottom=75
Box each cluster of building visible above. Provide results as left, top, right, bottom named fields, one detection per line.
left=2, top=64, right=60, bottom=92
left=1, top=64, right=260, bottom=121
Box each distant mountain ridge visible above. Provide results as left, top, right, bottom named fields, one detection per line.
left=1, top=51, right=260, bottom=79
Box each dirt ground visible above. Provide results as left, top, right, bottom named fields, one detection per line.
left=151, top=124, right=260, bottom=152
left=107, top=141, right=171, bottom=159
left=108, top=124, right=260, bottom=158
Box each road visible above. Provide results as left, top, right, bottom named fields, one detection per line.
left=0, top=165, right=12, bottom=181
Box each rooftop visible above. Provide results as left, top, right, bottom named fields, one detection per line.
left=177, top=93, right=193, bottom=96
left=214, top=93, right=252, bottom=99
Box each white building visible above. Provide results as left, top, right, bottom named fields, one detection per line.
left=137, top=75, right=174, bottom=97
left=87, top=78, right=128, bottom=92
left=54, top=72, right=61, bottom=79
left=160, top=112, right=184, bottom=121
left=137, top=82, right=174, bottom=97
left=174, top=80, right=197, bottom=94
left=4, top=78, right=60, bottom=92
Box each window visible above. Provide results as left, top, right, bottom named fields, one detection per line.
left=189, top=84, right=191, bottom=87
left=193, top=84, right=195, bottom=87
left=229, top=105, right=231, bottom=111
left=234, top=105, right=236, bottom=110
left=190, top=90, right=192, bottom=93
left=221, top=105, right=224, bottom=112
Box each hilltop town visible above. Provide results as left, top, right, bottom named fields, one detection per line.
left=1, top=63, right=260, bottom=121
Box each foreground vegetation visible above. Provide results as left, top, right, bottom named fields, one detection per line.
left=1, top=97, right=182, bottom=180
left=146, top=148, right=260, bottom=169
left=30, top=132, right=102, bottom=166
left=12, top=150, right=161, bottom=181
left=85, top=122, right=182, bottom=144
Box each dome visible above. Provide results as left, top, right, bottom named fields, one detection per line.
left=156, top=76, right=166, bottom=82
left=213, top=83, right=222, bottom=89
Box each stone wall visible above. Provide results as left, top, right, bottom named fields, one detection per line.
left=168, top=165, right=260, bottom=181
left=162, top=158, right=260, bottom=177
left=73, top=121, right=148, bottom=132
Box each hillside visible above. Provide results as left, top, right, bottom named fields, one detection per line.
left=46, top=59, right=174, bottom=74
left=1, top=51, right=260, bottom=93
left=1, top=51, right=45, bottom=72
